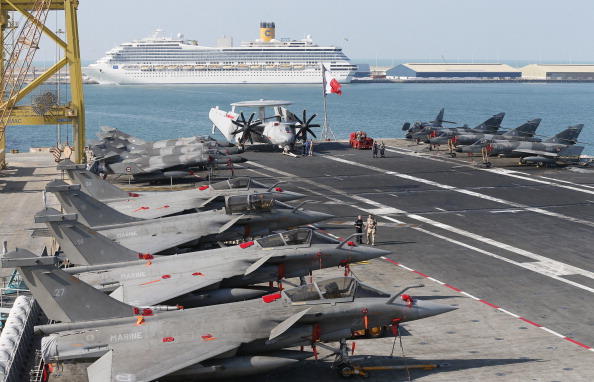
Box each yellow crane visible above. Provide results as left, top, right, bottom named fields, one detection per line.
left=0, top=0, right=85, bottom=169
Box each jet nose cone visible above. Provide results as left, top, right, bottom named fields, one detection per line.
left=351, top=246, right=391, bottom=261
left=300, top=210, right=334, bottom=224
left=413, top=300, right=457, bottom=320
left=273, top=191, right=306, bottom=203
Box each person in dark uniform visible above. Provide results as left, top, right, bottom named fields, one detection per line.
left=372, top=142, right=378, bottom=158
left=379, top=141, right=385, bottom=158
left=354, top=215, right=363, bottom=244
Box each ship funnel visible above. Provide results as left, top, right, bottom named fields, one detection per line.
left=260, top=21, right=275, bottom=42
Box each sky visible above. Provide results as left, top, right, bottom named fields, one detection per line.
left=32, top=0, right=594, bottom=65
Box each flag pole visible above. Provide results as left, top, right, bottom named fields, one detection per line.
left=321, top=63, right=335, bottom=141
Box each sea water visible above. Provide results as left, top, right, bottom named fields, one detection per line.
left=6, top=82, right=594, bottom=155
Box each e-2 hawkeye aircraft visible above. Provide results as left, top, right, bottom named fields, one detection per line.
left=41, top=180, right=332, bottom=254
left=58, top=160, right=304, bottom=218
left=209, top=100, right=320, bottom=152
left=5, top=247, right=455, bottom=382
left=3, top=226, right=389, bottom=308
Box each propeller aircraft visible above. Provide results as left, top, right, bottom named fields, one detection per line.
left=209, top=100, right=320, bottom=152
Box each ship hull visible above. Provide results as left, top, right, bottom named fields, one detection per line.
left=84, top=64, right=354, bottom=85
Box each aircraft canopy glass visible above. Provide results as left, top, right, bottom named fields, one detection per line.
left=211, top=177, right=251, bottom=190
left=226, top=193, right=275, bottom=213
left=256, top=228, right=312, bottom=248
left=284, top=277, right=358, bottom=303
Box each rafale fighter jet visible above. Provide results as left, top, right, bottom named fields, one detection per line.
left=209, top=100, right=320, bottom=151
left=58, top=160, right=304, bottom=218
left=6, top=247, right=455, bottom=382
left=429, top=118, right=542, bottom=146
left=42, top=180, right=333, bottom=254
left=458, top=124, right=584, bottom=157
left=410, top=112, right=506, bottom=143
left=4, top=227, right=390, bottom=308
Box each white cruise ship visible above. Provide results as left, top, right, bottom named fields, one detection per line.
left=84, top=22, right=357, bottom=85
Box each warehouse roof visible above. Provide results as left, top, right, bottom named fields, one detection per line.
left=399, top=63, right=519, bottom=73
left=521, top=64, right=594, bottom=73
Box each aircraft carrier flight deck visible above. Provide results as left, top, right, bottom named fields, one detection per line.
left=2, top=138, right=594, bottom=381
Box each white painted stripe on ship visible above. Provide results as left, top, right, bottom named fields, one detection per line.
left=460, top=291, right=480, bottom=300
left=386, top=145, right=594, bottom=195
left=497, top=308, right=520, bottom=318
left=540, top=326, right=566, bottom=338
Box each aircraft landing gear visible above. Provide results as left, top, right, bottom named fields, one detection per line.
left=331, top=339, right=357, bottom=378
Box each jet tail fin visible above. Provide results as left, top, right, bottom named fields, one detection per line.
left=544, top=124, right=584, bottom=144
left=59, top=159, right=130, bottom=201
left=1, top=248, right=134, bottom=323
left=45, top=180, right=143, bottom=228
left=35, top=208, right=142, bottom=265
left=430, top=108, right=445, bottom=127
left=557, top=145, right=584, bottom=157
left=504, top=118, right=541, bottom=137
left=475, top=112, right=505, bottom=131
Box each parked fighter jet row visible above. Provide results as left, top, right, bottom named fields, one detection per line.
left=2, top=162, right=456, bottom=381
left=87, top=127, right=247, bottom=181
left=403, top=109, right=587, bottom=167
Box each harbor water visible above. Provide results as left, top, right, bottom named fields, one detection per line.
left=6, top=82, right=594, bottom=155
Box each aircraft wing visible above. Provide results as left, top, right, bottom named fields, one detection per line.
left=88, top=337, right=242, bottom=382
left=512, top=148, right=561, bottom=157
left=109, top=268, right=232, bottom=306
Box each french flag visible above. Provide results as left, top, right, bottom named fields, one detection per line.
left=322, top=64, right=342, bottom=95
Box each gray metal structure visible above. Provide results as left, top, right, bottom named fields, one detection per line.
left=3, top=249, right=455, bottom=382
left=58, top=160, right=305, bottom=218
left=41, top=180, right=333, bottom=254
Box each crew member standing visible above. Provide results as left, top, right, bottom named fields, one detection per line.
left=304, top=140, right=311, bottom=156
left=372, top=142, right=378, bottom=158
left=308, top=139, right=314, bottom=156
left=379, top=141, right=385, bottom=158
left=354, top=215, right=363, bottom=244
left=365, top=214, right=377, bottom=246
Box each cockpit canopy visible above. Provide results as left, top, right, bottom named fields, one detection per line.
left=226, top=193, right=275, bottom=213
left=256, top=228, right=312, bottom=248
left=283, top=277, right=390, bottom=304
left=211, top=177, right=252, bottom=191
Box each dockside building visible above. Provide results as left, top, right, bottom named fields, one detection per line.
left=387, top=63, right=521, bottom=79
left=520, top=64, right=594, bottom=80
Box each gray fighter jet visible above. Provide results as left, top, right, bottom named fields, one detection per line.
left=58, top=160, right=304, bottom=218
left=6, top=248, right=455, bottom=381
left=410, top=112, right=505, bottom=144
left=3, top=227, right=390, bottom=308
left=403, top=108, right=454, bottom=139
left=430, top=118, right=542, bottom=146
left=97, top=126, right=235, bottom=150
left=458, top=124, right=584, bottom=157
left=42, top=180, right=333, bottom=254
left=89, top=144, right=246, bottom=181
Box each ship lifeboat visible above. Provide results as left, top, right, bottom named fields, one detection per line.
left=250, top=65, right=262, bottom=70
left=209, top=65, right=221, bottom=69
left=140, top=65, right=151, bottom=71
left=293, top=65, right=305, bottom=70
left=236, top=64, right=248, bottom=70
left=194, top=65, right=206, bottom=70
left=154, top=65, right=166, bottom=71
left=222, top=65, right=234, bottom=70
left=279, top=64, right=292, bottom=69
left=123, top=65, right=139, bottom=70
left=167, top=65, right=179, bottom=70
left=265, top=65, right=277, bottom=70
left=182, top=65, right=194, bottom=70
